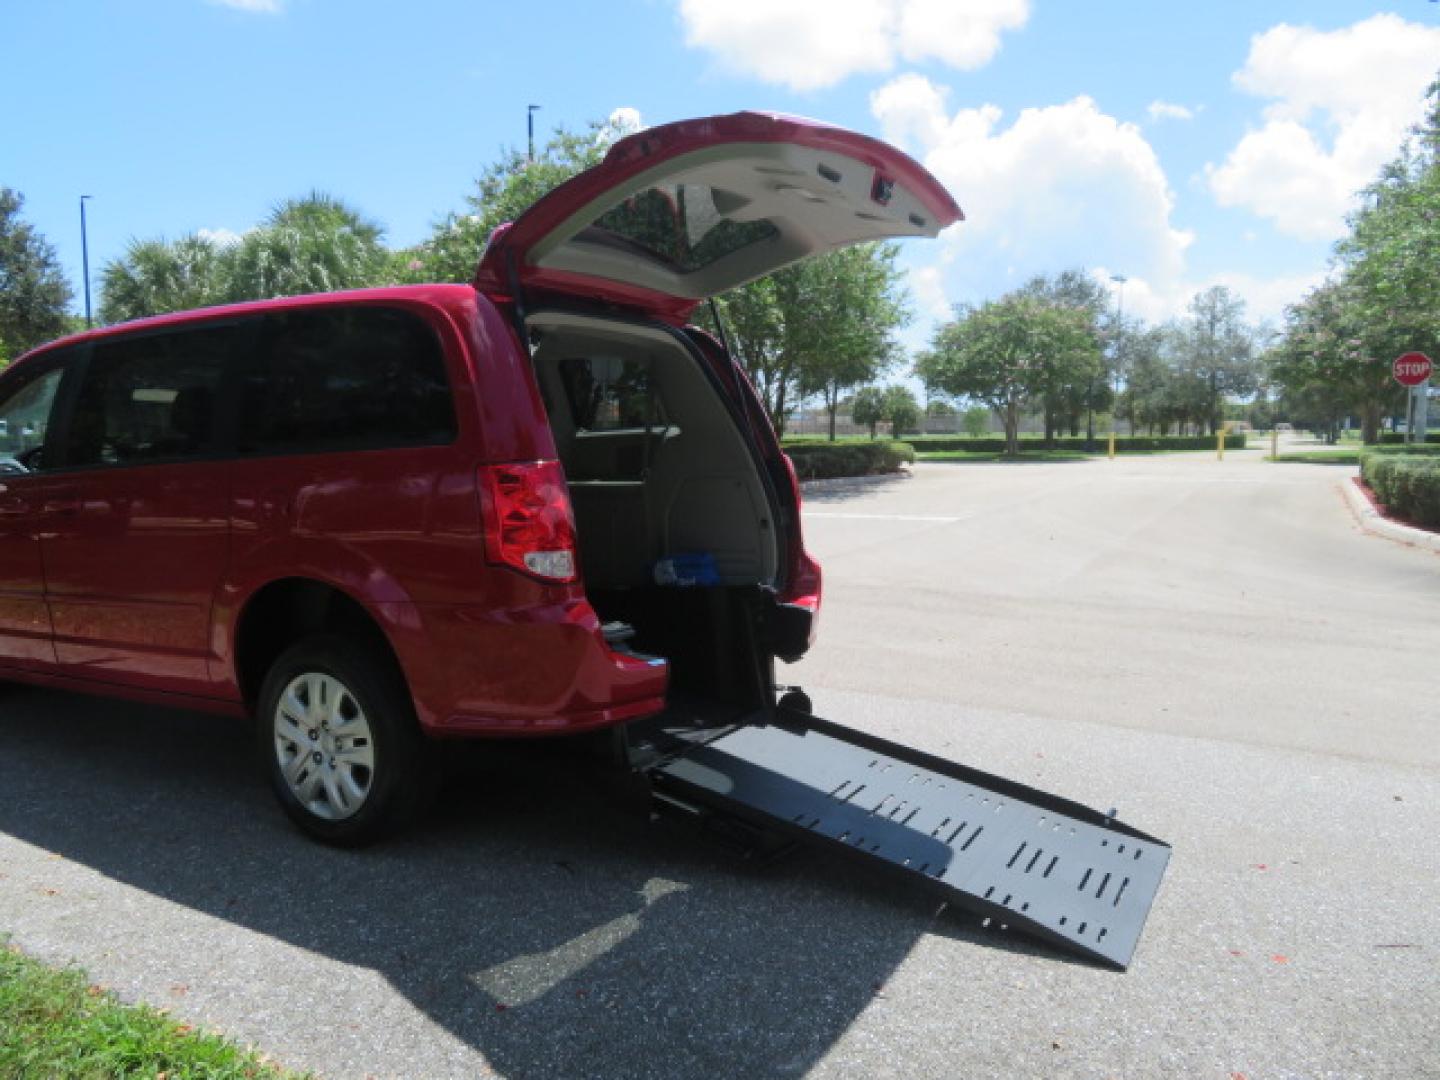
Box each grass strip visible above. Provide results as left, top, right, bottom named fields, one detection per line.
left=0, top=937, right=305, bottom=1080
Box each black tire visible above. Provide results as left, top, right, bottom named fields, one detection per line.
left=777, top=689, right=813, bottom=715
left=256, top=633, right=434, bottom=846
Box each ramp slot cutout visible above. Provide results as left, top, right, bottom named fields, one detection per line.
left=1113, top=877, right=1130, bottom=907
left=946, top=821, right=968, bottom=844
left=961, top=825, right=984, bottom=852
left=1078, top=868, right=1093, bottom=892
left=1025, top=849, right=1044, bottom=874
left=1044, top=856, right=1059, bottom=878
left=1007, top=842, right=1028, bottom=869
left=1096, top=872, right=1112, bottom=899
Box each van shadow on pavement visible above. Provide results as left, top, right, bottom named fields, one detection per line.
left=0, top=684, right=1065, bottom=1078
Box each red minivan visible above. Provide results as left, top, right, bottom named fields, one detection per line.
left=0, top=112, right=961, bottom=845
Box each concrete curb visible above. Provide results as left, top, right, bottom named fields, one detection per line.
left=1339, top=475, right=1440, bottom=554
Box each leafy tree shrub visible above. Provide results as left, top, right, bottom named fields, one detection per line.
left=1361, top=451, right=1440, bottom=527
left=0, top=188, right=73, bottom=354
left=961, top=405, right=990, bottom=437
left=881, top=385, right=919, bottom=437
left=851, top=386, right=885, bottom=438
left=785, top=440, right=914, bottom=479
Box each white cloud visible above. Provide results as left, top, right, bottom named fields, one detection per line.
left=198, top=227, right=243, bottom=247
left=208, top=0, right=283, bottom=12
left=676, top=0, right=1028, bottom=92
left=1102, top=268, right=1326, bottom=330
left=870, top=75, right=1320, bottom=332
left=606, top=107, right=644, bottom=136
left=1207, top=15, right=1440, bottom=241
left=1147, top=101, right=1194, bottom=123
left=871, top=76, right=1193, bottom=314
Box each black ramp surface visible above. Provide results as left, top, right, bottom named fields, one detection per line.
left=650, top=715, right=1171, bottom=969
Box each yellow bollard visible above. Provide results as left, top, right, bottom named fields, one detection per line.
left=1108, top=430, right=1116, bottom=460
left=1217, top=428, right=1225, bottom=461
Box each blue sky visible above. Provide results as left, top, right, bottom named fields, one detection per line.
left=6, top=1, right=1440, bottom=343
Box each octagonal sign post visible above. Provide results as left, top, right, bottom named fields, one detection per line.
left=1394, top=352, right=1432, bottom=387
left=1394, top=352, right=1432, bottom=442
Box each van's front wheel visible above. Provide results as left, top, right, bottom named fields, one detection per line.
left=257, top=634, right=432, bottom=846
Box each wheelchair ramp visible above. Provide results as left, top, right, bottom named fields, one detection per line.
left=646, top=711, right=1170, bottom=970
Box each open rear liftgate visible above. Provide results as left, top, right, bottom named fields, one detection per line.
left=637, top=708, right=1171, bottom=970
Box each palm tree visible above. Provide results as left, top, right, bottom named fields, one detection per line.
left=223, top=192, right=391, bottom=301
left=100, top=235, right=225, bottom=323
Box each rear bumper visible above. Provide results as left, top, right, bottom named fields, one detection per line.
left=378, top=598, right=668, bottom=737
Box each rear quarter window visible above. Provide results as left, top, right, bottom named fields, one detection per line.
left=238, top=305, right=455, bottom=456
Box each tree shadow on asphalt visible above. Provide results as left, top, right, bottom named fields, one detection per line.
left=0, top=686, right=1081, bottom=1079
left=798, top=474, right=913, bottom=505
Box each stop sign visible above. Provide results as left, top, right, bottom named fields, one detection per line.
left=1394, top=351, right=1433, bottom=386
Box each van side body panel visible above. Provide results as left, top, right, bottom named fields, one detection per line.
left=208, top=287, right=666, bottom=733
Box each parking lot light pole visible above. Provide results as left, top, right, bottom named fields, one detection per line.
left=528, top=105, right=541, bottom=162
left=80, top=195, right=93, bottom=328
left=1109, top=273, right=1126, bottom=459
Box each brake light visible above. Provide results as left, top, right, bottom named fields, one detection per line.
left=478, top=460, right=578, bottom=583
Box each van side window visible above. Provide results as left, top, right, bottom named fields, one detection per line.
left=0, top=363, right=66, bottom=473
left=63, top=329, right=231, bottom=469
left=239, top=306, right=455, bottom=455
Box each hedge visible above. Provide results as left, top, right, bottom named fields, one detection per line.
left=1360, top=451, right=1440, bottom=528
left=785, top=440, right=915, bottom=479
left=1376, top=433, right=1440, bottom=445
left=898, top=434, right=1246, bottom=453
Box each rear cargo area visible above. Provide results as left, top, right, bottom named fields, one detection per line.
left=528, top=310, right=781, bottom=722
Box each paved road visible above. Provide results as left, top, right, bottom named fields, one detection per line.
left=2, top=447, right=1437, bottom=1079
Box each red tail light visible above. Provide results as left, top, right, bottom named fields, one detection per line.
left=779, top=451, right=823, bottom=620
left=478, top=460, right=579, bottom=583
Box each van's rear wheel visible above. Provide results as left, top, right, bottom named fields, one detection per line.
left=257, top=634, right=432, bottom=846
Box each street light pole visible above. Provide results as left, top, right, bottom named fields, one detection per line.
left=79, top=195, right=93, bottom=328
left=527, top=104, right=541, bottom=162
left=1109, top=273, right=1127, bottom=459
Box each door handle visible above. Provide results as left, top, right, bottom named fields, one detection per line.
left=0, top=489, right=26, bottom=516
left=43, top=486, right=80, bottom=517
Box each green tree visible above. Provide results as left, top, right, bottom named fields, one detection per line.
left=1020, top=270, right=1112, bottom=439
left=712, top=275, right=792, bottom=431
left=222, top=192, right=391, bottom=301
left=0, top=188, right=74, bottom=356
left=1170, top=286, right=1258, bottom=435
left=100, top=235, right=226, bottom=323
left=100, top=193, right=396, bottom=322
left=961, top=404, right=990, bottom=437
left=713, top=245, right=909, bottom=438
left=419, top=120, right=623, bottom=283
left=919, top=294, right=1100, bottom=455
left=1268, top=279, right=1397, bottom=443
left=1116, top=327, right=1172, bottom=434
left=881, top=384, right=919, bottom=438
left=1339, top=82, right=1440, bottom=366
left=1266, top=80, right=1440, bottom=443
left=794, top=244, right=910, bottom=440
left=850, top=386, right=886, bottom=439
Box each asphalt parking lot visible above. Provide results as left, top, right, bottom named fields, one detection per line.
left=2, top=446, right=1437, bottom=1079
